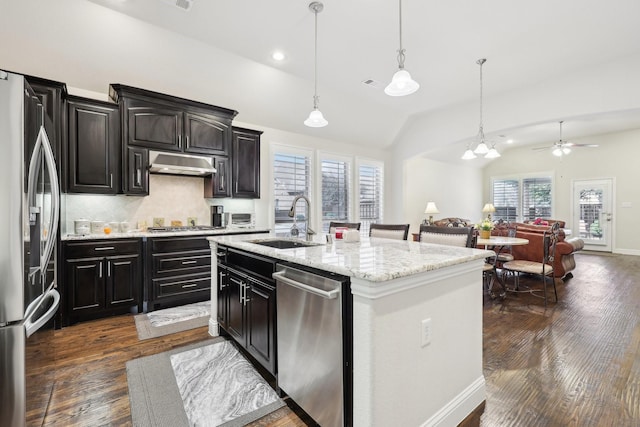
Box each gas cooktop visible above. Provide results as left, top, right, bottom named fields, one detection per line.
left=146, top=225, right=223, bottom=233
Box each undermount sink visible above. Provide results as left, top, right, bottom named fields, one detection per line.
left=249, top=239, right=323, bottom=249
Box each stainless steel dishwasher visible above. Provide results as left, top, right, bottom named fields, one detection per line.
left=273, top=264, right=347, bottom=427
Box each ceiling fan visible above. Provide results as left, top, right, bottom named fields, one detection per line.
left=533, top=121, right=598, bottom=156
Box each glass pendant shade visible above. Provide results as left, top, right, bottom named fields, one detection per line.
left=553, top=147, right=563, bottom=157
left=304, top=108, right=328, bottom=127
left=485, top=146, right=501, bottom=158
left=461, top=149, right=477, bottom=160
left=385, top=69, right=420, bottom=96
left=562, top=147, right=571, bottom=155
left=474, top=141, right=489, bottom=154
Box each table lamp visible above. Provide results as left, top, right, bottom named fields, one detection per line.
left=482, top=203, right=496, bottom=221
left=424, top=202, right=440, bottom=225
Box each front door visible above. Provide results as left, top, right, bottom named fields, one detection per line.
left=572, top=179, right=613, bottom=252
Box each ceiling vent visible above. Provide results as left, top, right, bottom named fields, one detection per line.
left=362, top=79, right=382, bottom=89
left=161, top=0, right=195, bottom=11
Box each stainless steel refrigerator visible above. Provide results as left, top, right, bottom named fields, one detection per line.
left=0, top=71, right=61, bottom=427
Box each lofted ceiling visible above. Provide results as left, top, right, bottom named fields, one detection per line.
left=53, top=0, right=640, bottom=156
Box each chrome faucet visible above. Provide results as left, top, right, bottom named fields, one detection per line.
left=288, top=195, right=316, bottom=241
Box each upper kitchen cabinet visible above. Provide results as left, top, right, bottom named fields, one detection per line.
left=232, top=127, right=262, bottom=198
left=66, top=96, right=120, bottom=194
left=109, top=84, right=238, bottom=156
left=25, top=75, right=67, bottom=186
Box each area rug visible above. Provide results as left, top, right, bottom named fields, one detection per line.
left=126, top=338, right=285, bottom=427
left=134, top=301, right=211, bottom=340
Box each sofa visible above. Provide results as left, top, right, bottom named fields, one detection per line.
left=494, top=220, right=584, bottom=279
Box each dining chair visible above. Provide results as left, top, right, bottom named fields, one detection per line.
left=502, top=222, right=560, bottom=306
left=328, top=221, right=361, bottom=233
left=418, top=225, right=475, bottom=248
left=369, top=223, right=410, bottom=240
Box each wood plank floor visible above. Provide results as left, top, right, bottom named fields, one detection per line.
left=32, top=251, right=640, bottom=426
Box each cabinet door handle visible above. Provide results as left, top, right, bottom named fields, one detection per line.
left=178, top=135, right=182, bottom=148
left=94, top=246, right=115, bottom=251
left=220, top=173, right=224, bottom=191
left=181, top=260, right=197, bottom=265
left=107, top=261, right=111, bottom=277
left=110, top=174, right=113, bottom=188
left=186, top=135, right=189, bottom=148
left=243, top=283, right=250, bottom=306
left=98, top=261, right=103, bottom=278
left=219, top=271, right=227, bottom=291
left=136, top=168, right=142, bottom=187
left=216, top=252, right=226, bottom=257
left=182, top=283, right=198, bottom=289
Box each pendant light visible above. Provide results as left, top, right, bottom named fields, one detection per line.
left=384, top=0, right=419, bottom=96
left=473, top=58, right=489, bottom=154
left=462, top=58, right=500, bottom=159
left=304, top=2, right=328, bottom=128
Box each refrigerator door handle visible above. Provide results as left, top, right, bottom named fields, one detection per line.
left=26, top=126, right=60, bottom=277
left=24, top=288, right=60, bottom=338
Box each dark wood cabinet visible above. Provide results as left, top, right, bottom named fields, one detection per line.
left=217, top=245, right=276, bottom=374
left=124, top=146, right=149, bottom=195
left=66, top=96, right=120, bottom=194
left=204, top=155, right=231, bottom=198
left=63, top=239, right=142, bottom=325
left=26, top=76, right=67, bottom=188
left=110, top=84, right=237, bottom=156
left=146, top=235, right=212, bottom=311
left=232, top=127, right=262, bottom=198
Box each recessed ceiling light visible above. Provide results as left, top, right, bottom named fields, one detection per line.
left=272, top=51, right=285, bottom=61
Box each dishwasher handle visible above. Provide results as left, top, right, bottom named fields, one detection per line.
left=272, top=270, right=339, bottom=299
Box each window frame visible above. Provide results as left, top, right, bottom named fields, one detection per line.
left=317, top=152, right=354, bottom=233
left=490, top=171, right=555, bottom=222
left=355, top=158, right=384, bottom=235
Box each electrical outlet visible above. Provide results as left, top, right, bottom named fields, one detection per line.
left=421, top=318, right=432, bottom=347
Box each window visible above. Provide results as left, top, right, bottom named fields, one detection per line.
left=491, top=174, right=552, bottom=222
left=320, top=158, right=350, bottom=232
left=273, top=150, right=312, bottom=235
left=358, top=162, right=383, bottom=235
left=522, top=177, right=552, bottom=220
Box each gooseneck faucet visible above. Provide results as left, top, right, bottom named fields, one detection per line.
left=288, top=195, right=316, bottom=241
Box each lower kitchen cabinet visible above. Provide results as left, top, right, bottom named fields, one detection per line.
left=62, top=239, right=142, bottom=325
left=217, top=246, right=276, bottom=374
left=146, top=235, right=212, bottom=311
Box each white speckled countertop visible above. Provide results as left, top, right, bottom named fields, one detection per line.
left=208, top=233, right=493, bottom=282
left=62, top=228, right=271, bottom=241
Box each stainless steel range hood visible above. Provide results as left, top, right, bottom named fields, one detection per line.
left=149, top=150, right=216, bottom=176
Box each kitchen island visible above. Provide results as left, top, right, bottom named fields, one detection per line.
left=208, top=233, right=493, bottom=427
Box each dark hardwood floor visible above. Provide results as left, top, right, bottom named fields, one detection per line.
left=33, top=252, right=640, bottom=426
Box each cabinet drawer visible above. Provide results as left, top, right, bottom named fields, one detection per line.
left=154, top=273, right=211, bottom=298
left=153, top=251, right=211, bottom=276
left=149, top=236, right=210, bottom=253
left=64, top=239, right=141, bottom=259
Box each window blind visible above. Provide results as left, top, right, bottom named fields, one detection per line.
left=492, top=179, right=519, bottom=221
left=359, top=163, right=383, bottom=235
left=522, top=177, right=552, bottom=220
left=321, top=159, right=350, bottom=232
left=273, top=152, right=311, bottom=234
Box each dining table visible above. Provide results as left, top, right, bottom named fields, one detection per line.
left=476, top=235, right=529, bottom=297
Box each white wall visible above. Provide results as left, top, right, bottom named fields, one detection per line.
left=403, top=157, right=483, bottom=234
left=482, top=128, right=640, bottom=255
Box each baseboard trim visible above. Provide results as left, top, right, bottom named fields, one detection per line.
left=208, top=317, right=219, bottom=337
left=420, top=376, right=486, bottom=427
left=614, top=248, right=640, bottom=256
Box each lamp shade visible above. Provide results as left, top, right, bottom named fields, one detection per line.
left=304, top=108, right=328, bottom=127
left=385, top=69, right=420, bottom=96
left=485, top=147, right=501, bottom=158
left=424, top=202, right=440, bottom=214
left=482, top=203, right=496, bottom=213
left=461, top=149, right=476, bottom=160
left=474, top=141, right=489, bottom=154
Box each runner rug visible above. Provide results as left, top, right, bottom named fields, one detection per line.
left=126, top=338, right=285, bottom=427
left=134, top=300, right=211, bottom=340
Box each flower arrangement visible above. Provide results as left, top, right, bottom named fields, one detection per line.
left=477, top=219, right=494, bottom=239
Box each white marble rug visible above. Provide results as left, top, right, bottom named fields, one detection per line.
left=134, top=301, right=211, bottom=340
left=126, top=338, right=285, bottom=427
left=170, top=340, right=283, bottom=427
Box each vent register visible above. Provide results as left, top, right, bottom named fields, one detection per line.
left=161, top=0, right=195, bottom=12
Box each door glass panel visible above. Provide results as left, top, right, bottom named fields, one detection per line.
left=578, top=188, right=603, bottom=241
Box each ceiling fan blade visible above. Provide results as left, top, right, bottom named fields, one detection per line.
left=531, top=146, right=552, bottom=151
left=566, top=143, right=599, bottom=148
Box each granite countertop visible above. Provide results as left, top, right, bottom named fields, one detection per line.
left=62, top=227, right=271, bottom=241
left=208, top=233, right=493, bottom=282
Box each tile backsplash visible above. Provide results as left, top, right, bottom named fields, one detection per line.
left=62, top=174, right=255, bottom=234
